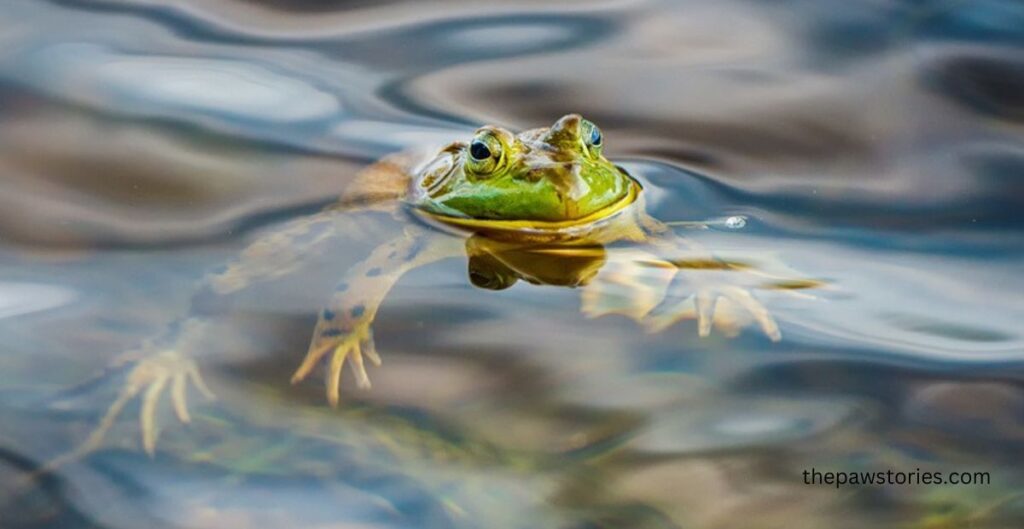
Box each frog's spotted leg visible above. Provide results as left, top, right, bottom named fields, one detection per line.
left=291, top=226, right=456, bottom=406
left=582, top=219, right=785, bottom=341
left=46, top=154, right=418, bottom=467
left=52, top=209, right=399, bottom=468
left=208, top=207, right=373, bottom=296
left=208, top=149, right=416, bottom=295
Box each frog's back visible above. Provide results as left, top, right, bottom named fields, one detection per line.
left=339, top=149, right=425, bottom=212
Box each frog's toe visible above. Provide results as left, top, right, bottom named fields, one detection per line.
left=45, top=350, right=213, bottom=473
left=721, top=286, right=781, bottom=341
left=642, top=288, right=779, bottom=341
left=125, top=350, right=214, bottom=455
left=710, top=298, right=746, bottom=338
left=169, top=360, right=215, bottom=424
left=293, top=323, right=378, bottom=407
left=362, top=336, right=382, bottom=367
left=326, top=327, right=377, bottom=406
left=694, top=289, right=718, bottom=337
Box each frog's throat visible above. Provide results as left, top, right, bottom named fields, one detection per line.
left=415, top=177, right=641, bottom=233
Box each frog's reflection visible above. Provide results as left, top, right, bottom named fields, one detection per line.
left=465, top=235, right=606, bottom=290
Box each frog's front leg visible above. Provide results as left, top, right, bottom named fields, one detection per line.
left=290, top=229, right=454, bottom=406
left=583, top=229, right=787, bottom=341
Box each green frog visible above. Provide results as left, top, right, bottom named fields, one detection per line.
left=60, top=114, right=814, bottom=462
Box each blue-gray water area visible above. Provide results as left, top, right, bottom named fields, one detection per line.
left=0, top=0, right=1023, bottom=528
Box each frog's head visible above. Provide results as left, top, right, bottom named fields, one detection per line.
left=410, top=114, right=633, bottom=222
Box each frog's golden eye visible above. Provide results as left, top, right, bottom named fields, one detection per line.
left=466, top=132, right=504, bottom=175
left=582, top=120, right=603, bottom=157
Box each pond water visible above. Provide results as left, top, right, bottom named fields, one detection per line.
left=1, top=0, right=1023, bottom=528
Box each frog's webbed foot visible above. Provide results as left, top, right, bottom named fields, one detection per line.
left=644, top=284, right=781, bottom=341
left=288, top=230, right=453, bottom=407
left=582, top=249, right=782, bottom=341
left=291, top=316, right=381, bottom=407
left=101, top=351, right=214, bottom=455
left=45, top=349, right=214, bottom=472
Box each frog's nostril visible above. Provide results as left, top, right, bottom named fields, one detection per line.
left=542, top=113, right=583, bottom=145
left=553, top=113, right=582, bottom=130
left=555, top=114, right=583, bottom=134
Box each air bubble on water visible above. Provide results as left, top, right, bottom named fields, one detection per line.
left=724, top=216, right=747, bottom=229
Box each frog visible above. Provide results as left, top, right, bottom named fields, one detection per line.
left=57, top=114, right=816, bottom=463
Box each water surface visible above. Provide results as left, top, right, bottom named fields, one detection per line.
left=1, top=0, right=1023, bottom=528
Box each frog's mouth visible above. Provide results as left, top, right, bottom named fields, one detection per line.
left=414, top=176, right=641, bottom=234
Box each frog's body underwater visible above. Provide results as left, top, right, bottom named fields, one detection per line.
left=60, top=114, right=812, bottom=462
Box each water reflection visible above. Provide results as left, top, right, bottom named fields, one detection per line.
left=466, top=237, right=607, bottom=290
left=0, top=282, right=76, bottom=319
left=1, top=0, right=1023, bottom=527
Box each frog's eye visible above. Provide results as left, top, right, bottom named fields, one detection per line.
left=582, top=120, right=603, bottom=156
left=465, top=132, right=505, bottom=176
left=470, top=140, right=491, bottom=160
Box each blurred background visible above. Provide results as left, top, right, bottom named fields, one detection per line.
left=0, top=0, right=1023, bottom=528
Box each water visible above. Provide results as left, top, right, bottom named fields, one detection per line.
left=1, top=0, right=1023, bottom=527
